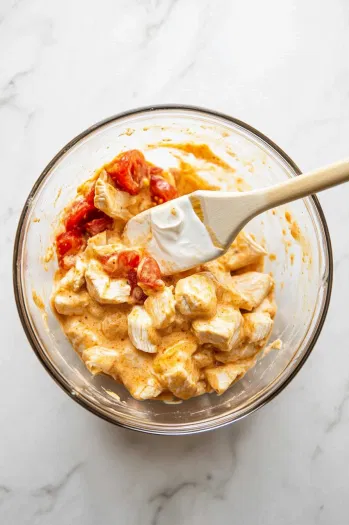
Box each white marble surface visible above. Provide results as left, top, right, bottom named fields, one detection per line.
left=1, top=0, right=349, bottom=523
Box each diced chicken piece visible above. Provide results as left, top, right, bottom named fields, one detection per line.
left=175, top=274, right=217, bottom=318
left=56, top=257, right=86, bottom=292
left=205, top=359, right=254, bottom=395
left=94, top=171, right=136, bottom=220
left=220, top=232, right=267, bottom=271
left=85, top=260, right=131, bottom=304
left=144, top=286, right=176, bottom=329
left=215, top=343, right=258, bottom=364
left=192, top=305, right=243, bottom=352
left=63, top=318, right=99, bottom=352
left=243, top=312, right=273, bottom=343
left=82, top=343, right=163, bottom=400
left=253, top=293, right=277, bottom=318
left=82, top=346, right=118, bottom=374
left=128, top=306, right=159, bottom=353
left=229, top=272, right=273, bottom=311
left=201, top=263, right=238, bottom=303
left=54, top=290, right=90, bottom=315
left=87, top=241, right=124, bottom=260
left=153, top=338, right=199, bottom=400
left=192, top=348, right=216, bottom=369
left=102, top=311, right=129, bottom=340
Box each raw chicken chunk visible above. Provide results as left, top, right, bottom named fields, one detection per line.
left=83, top=343, right=163, bottom=400
left=94, top=171, right=135, bottom=220
left=153, top=337, right=199, bottom=399
left=253, top=293, right=277, bottom=318
left=128, top=306, right=159, bottom=353
left=145, top=286, right=176, bottom=329
left=56, top=257, right=86, bottom=292
left=54, top=290, right=90, bottom=315
left=85, top=260, right=131, bottom=304
left=215, top=343, right=258, bottom=364
left=221, top=232, right=267, bottom=271
left=205, top=359, right=254, bottom=395
left=243, top=312, right=273, bottom=343
left=192, top=348, right=216, bottom=369
left=175, top=274, right=217, bottom=318
left=229, top=272, right=273, bottom=311
left=192, top=305, right=243, bottom=351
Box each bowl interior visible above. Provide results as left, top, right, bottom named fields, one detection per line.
left=14, top=107, right=331, bottom=433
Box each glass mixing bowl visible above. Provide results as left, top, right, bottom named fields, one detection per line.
left=13, top=105, right=332, bottom=434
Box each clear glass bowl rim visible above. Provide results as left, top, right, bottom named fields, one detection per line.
left=13, top=104, right=333, bottom=434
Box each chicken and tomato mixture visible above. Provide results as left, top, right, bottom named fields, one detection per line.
left=51, top=149, right=279, bottom=401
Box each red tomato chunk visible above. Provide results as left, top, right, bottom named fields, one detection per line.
left=56, top=230, right=86, bottom=267
left=101, top=250, right=140, bottom=276
left=137, top=256, right=164, bottom=289
left=150, top=174, right=177, bottom=202
left=127, top=268, right=147, bottom=303
left=106, top=150, right=148, bottom=196
left=84, top=217, right=113, bottom=236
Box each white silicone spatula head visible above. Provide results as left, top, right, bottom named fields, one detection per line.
left=124, top=159, right=349, bottom=275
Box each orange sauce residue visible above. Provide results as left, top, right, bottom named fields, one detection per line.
left=119, top=128, right=135, bottom=137
left=32, top=290, right=48, bottom=324
left=269, top=253, right=277, bottom=261
left=54, top=187, right=62, bottom=206
left=32, top=290, right=45, bottom=310
left=285, top=211, right=292, bottom=223
left=159, top=142, right=233, bottom=170
left=172, top=160, right=219, bottom=195
left=290, top=254, right=295, bottom=265
left=290, top=222, right=301, bottom=241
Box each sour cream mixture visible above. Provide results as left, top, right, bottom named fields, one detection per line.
left=51, top=146, right=281, bottom=402
left=124, top=195, right=223, bottom=275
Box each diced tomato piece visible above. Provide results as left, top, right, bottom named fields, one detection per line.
left=106, top=150, right=148, bottom=195
left=148, top=164, right=163, bottom=176
left=84, top=216, right=113, bottom=236
left=150, top=174, right=177, bottom=203
left=56, top=230, right=86, bottom=268
left=65, top=184, right=111, bottom=234
left=131, top=285, right=148, bottom=303
left=100, top=254, right=119, bottom=275
left=65, top=199, right=96, bottom=231
left=127, top=269, right=147, bottom=303
left=101, top=250, right=140, bottom=276
left=118, top=250, right=140, bottom=271
left=127, top=268, right=138, bottom=289
left=137, top=256, right=164, bottom=289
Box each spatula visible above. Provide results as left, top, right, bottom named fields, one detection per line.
left=124, top=159, right=349, bottom=275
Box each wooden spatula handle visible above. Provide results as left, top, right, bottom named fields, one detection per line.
left=255, top=158, right=349, bottom=212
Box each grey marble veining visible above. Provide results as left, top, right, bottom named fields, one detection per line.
left=1, top=0, right=349, bottom=523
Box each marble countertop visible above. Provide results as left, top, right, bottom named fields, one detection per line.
left=1, top=0, right=349, bottom=523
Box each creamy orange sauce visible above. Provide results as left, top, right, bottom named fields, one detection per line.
left=51, top=144, right=280, bottom=402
